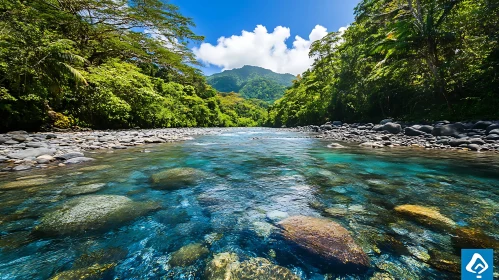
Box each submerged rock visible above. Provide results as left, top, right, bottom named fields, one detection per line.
left=204, top=253, right=299, bottom=280
left=451, top=228, right=499, bottom=250
left=169, top=243, right=209, bottom=267
left=394, top=204, right=456, bottom=229
left=278, top=216, right=369, bottom=269
left=150, top=167, right=207, bottom=189
left=78, top=165, right=112, bottom=172
left=204, top=252, right=239, bottom=280
left=64, top=157, right=95, bottom=164
left=359, top=142, right=383, bottom=148
left=35, top=195, right=159, bottom=235
left=0, top=178, right=54, bottom=190
left=327, top=143, right=345, bottom=149
left=61, top=183, right=106, bottom=196
left=266, top=210, right=289, bottom=222
left=50, top=263, right=115, bottom=280
left=230, top=257, right=300, bottom=280
left=73, top=248, right=128, bottom=269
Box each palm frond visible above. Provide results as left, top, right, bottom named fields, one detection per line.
left=58, top=62, right=88, bottom=85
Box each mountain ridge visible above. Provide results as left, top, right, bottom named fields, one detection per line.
left=206, top=65, right=296, bottom=102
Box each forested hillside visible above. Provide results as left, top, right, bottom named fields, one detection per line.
left=207, top=66, right=295, bottom=102
left=269, top=0, right=499, bottom=127
left=0, top=1, right=267, bottom=131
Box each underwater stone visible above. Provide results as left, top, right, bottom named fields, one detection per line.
left=327, top=143, right=345, bottom=149
left=169, top=243, right=209, bottom=267
left=278, top=216, right=370, bottom=268
left=204, top=253, right=300, bottom=280
left=266, top=210, right=289, bottom=221
left=451, top=228, right=499, bottom=249
left=73, top=248, right=128, bottom=269
left=0, top=178, right=54, bottom=190
left=394, top=204, right=456, bottom=229
left=230, top=257, right=300, bottom=280
left=61, top=183, right=106, bottom=196
left=50, top=263, right=116, bottom=280
left=204, top=252, right=239, bottom=280
left=35, top=195, right=159, bottom=235
left=253, top=221, right=277, bottom=238
left=150, top=167, right=207, bottom=189
left=78, top=165, right=112, bottom=172
left=64, top=157, right=95, bottom=164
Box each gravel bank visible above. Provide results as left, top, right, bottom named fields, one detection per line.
left=291, top=119, right=499, bottom=153
left=0, top=128, right=230, bottom=172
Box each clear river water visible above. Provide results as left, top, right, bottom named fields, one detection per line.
left=0, top=128, right=498, bottom=279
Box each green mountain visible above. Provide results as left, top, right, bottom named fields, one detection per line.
left=207, top=66, right=296, bottom=102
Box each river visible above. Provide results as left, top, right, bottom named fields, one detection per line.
left=0, top=128, right=498, bottom=279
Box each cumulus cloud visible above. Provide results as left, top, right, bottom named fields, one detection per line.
left=193, top=25, right=346, bottom=75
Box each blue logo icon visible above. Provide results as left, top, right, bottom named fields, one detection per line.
left=462, top=249, right=493, bottom=280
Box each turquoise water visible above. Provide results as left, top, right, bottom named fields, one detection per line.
left=0, top=128, right=498, bottom=279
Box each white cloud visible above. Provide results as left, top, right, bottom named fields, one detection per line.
left=193, top=25, right=346, bottom=75
left=144, top=29, right=179, bottom=50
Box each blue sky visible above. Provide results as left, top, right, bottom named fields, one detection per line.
left=170, top=0, right=361, bottom=75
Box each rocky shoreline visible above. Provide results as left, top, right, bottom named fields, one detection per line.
left=0, top=128, right=229, bottom=172
left=2, top=122, right=499, bottom=172
left=293, top=119, right=499, bottom=152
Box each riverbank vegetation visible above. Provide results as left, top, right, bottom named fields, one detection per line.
left=269, top=0, right=499, bottom=127
left=0, top=0, right=268, bottom=131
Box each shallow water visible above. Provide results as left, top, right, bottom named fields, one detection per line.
left=0, top=128, right=498, bottom=279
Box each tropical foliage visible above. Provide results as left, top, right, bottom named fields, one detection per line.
left=269, top=0, right=499, bottom=127
left=0, top=0, right=267, bottom=131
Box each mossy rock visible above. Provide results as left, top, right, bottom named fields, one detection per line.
left=61, top=183, right=106, bottom=196
left=35, top=195, right=159, bottom=235
left=78, top=165, right=112, bottom=172
left=230, top=257, right=300, bottom=280
left=150, top=167, right=207, bottom=190
left=204, top=252, right=239, bottom=280
left=73, top=248, right=128, bottom=269
left=204, top=253, right=300, bottom=280
left=50, top=263, right=115, bottom=280
left=169, top=243, right=209, bottom=267
left=1, top=178, right=54, bottom=190
left=394, top=204, right=456, bottom=230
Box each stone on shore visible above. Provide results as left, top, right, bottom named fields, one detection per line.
left=7, top=148, right=56, bottom=159
left=432, top=123, right=464, bottom=137
left=394, top=204, right=456, bottom=229
left=36, top=155, right=55, bottom=164
left=359, top=142, right=383, bottom=148
left=382, top=123, right=401, bottom=134
left=169, top=243, right=209, bottom=267
left=56, top=152, right=85, bottom=160
left=278, top=216, right=369, bottom=268
left=35, top=195, right=159, bottom=235
left=64, top=157, right=95, bottom=164
left=150, top=167, right=207, bottom=189
left=404, top=127, right=424, bottom=136
left=327, top=143, right=346, bottom=149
